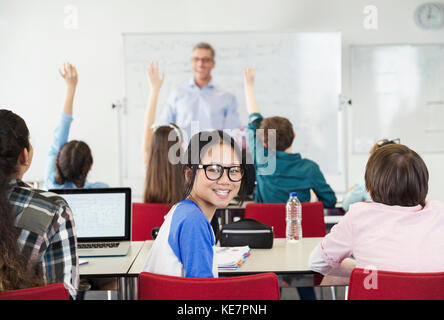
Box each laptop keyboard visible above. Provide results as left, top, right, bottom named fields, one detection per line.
left=78, top=242, right=120, bottom=249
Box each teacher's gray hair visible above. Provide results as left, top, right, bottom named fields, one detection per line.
left=193, top=42, right=215, bottom=59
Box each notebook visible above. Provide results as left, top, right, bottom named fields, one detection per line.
left=216, top=246, right=251, bottom=270
left=49, top=188, right=131, bottom=257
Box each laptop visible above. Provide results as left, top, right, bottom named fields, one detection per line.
left=50, top=188, right=131, bottom=257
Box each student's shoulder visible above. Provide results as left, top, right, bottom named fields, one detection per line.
left=11, top=186, right=69, bottom=214
left=32, top=189, right=71, bottom=209
left=173, top=200, right=207, bottom=224
left=85, top=181, right=109, bottom=189
left=425, top=200, right=444, bottom=211
left=347, top=201, right=378, bottom=218
left=297, top=156, right=322, bottom=171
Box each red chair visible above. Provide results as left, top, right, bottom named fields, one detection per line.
left=132, top=203, right=172, bottom=241
left=0, top=283, right=70, bottom=300
left=244, top=202, right=325, bottom=238
left=348, top=268, right=444, bottom=300
left=138, top=272, right=280, bottom=300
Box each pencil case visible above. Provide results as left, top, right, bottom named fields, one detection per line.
left=220, top=218, right=274, bottom=249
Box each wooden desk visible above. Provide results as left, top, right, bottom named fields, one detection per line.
left=79, top=241, right=144, bottom=300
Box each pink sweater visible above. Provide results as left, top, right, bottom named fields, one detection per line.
left=320, top=200, right=444, bottom=273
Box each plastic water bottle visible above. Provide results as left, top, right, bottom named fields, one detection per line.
left=286, top=192, right=302, bottom=243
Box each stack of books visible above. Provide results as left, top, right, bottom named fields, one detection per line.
left=216, top=246, right=251, bottom=270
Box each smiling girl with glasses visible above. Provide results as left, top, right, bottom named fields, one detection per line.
left=143, top=130, right=249, bottom=278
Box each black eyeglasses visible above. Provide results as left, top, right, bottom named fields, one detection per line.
left=376, top=138, right=400, bottom=147
left=196, top=164, right=244, bottom=182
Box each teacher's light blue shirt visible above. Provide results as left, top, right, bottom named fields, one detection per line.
left=158, top=78, right=242, bottom=142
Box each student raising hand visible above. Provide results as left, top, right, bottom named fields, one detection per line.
left=44, top=62, right=108, bottom=190
left=143, top=61, right=165, bottom=164
left=147, top=61, right=164, bottom=93
left=243, top=66, right=255, bottom=88
left=243, top=67, right=259, bottom=115
left=58, top=62, right=78, bottom=89
left=58, top=62, right=78, bottom=117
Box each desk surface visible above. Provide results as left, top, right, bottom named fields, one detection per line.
left=128, top=241, right=153, bottom=276
left=220, top=238, right=322, bottom=275
left=79, top=241, right=144, bottom=277
left=128, top=238, right=322, bottom=277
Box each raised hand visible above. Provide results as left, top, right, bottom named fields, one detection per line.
left=58, top=62, right=78, bottom=89
left=147, top=61, right=164, bottom=93
left=58, top=62, right=77, bottom=116
left=243, top=66, right=255, bottom=88
left=243, top=67, right=259, bottom=114
left=143, top=61, right=164, bottom=164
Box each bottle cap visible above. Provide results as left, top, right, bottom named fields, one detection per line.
left=289, top=192, right=298, bottom=198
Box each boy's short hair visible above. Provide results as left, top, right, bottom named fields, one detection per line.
left=258, top=116, right=294, bottom=151
left=193, top=42, right=215, bottom=59
left=365, top=144, right=429, bottom=207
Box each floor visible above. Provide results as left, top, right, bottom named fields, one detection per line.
left=80, top=286, right=348, bottom=300
left=280, top=286, right=347, bottom=300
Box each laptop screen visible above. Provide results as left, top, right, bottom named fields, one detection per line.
left=49, top=188, right=131, bottom=242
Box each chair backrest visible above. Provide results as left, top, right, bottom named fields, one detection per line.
left=0, top=283, right=70, bottom=300
left=348, top=268, right=444, bottom=300
left=244, top=202, right=325, bottom=238
left=132, top=203, right=172, bottom=241
left=138, top=272, right=280, bottom=300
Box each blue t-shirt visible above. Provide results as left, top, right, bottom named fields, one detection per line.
left=143, top=200, right=218, bottom=278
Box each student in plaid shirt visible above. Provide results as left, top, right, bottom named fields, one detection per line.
left=0, top=109, right=79, bottom=298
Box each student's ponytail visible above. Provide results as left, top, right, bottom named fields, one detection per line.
left=0, top=109, right=44, bottom=290
left=55, top=140, right=93, bottom=188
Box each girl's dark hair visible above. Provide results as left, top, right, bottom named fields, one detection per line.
left=0, top=109, right=44, bottom=290
left=365, top=144, right=429, bottom=207
left=56, top=140, right=93, bottom=188
left=182, top=130, right=248, bottom=205
left=144, top=124, right=185, bottom=204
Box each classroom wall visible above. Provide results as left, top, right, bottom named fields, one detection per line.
left=1, top=0, right=444, bottom=201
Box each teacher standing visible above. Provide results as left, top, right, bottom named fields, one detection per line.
left=158, top=42, right=242, bottom=141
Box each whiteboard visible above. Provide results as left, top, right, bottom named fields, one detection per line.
left=121, top=32, right=342, bottom=196
left=351, top=44, right=444, bottom=154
